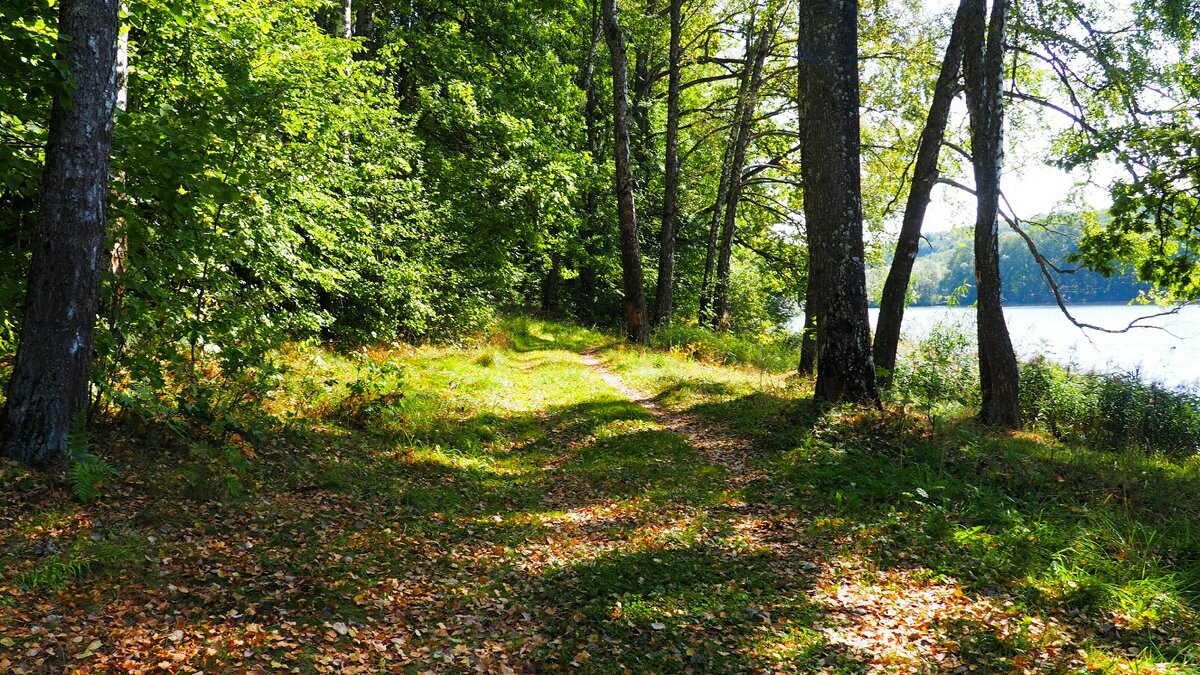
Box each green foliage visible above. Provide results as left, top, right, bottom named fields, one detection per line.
left=1016, top=0, right=1200, bottom=301
left=889, top=320, right=980, bottom=425
left=14, top=531, right=148, bottom=591
left=651, top=322, right=803, bottom=372
left=1020, top=358, right=1200, bottom=458
left=68, top=454, right=119, bottom=504
left=179, top=440, right=252, bottom=500
left=334, top=349, right=407, bottom=430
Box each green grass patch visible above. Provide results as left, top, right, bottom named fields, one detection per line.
left=2, top=316, right=1198, bottom=672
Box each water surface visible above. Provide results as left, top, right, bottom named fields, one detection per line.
left=791, top=304, right=1200, bottom=390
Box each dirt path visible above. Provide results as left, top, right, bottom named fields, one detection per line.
left=580, top=348, right=757, bottom=481
left=577, top=347, right=1056, bottom=673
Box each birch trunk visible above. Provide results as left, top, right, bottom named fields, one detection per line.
left=963, top=0, right=1020, bottom=428
left=712, top=21, right=772, bottom=330
left=652, top=0, right=683, bottom=326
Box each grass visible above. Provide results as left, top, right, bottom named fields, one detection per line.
left=1, top=316, right=1198, bottom=672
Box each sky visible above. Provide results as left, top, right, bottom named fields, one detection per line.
left=913, top=0, right=1121, bottom=233
left=921, top=121, right=1116, bottom=232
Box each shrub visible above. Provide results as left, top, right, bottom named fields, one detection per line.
left=1020, top=359, right=1200, bottom=458
left=889, top=320, right=980, bottom=426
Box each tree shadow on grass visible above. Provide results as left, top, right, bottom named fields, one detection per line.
left=517, top=543, right=868, bottom=672
left=679, top=390, right=1200, bottom=666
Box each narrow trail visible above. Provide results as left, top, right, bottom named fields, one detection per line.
left=578, top=347, right=1038, bottom=674
left=579, top=348, right=759, bottom=483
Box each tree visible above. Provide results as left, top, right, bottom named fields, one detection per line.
left=1013, top=0, right=1200, bottom=302
left=2, top=0, right=121, bottom=466
left=797, top=0, right=878, bottom=404
left=602, top=0, right=650, bottom=343
left=336, top=0, right=353, bottom=39
left=963, top=0, right=1020, bottom=427
left=574, top=0, right=605, bottom=323
left=712, top=17, right=774, bottom=330
left=797, top=272, right=817, bottom=374
left=652, top=0, right=683, bottom=326
left=873, top=0, right=971, bottom=388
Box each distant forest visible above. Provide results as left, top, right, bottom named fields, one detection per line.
left=867, top=216, right=1150, bottom=307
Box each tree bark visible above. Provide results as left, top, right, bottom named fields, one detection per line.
left=577, top=0, right=603, bottom=323
left=632, top=44, right=654, bottom=193
left=354, top=0, right=376, bottom=58
left=699, top=21, right=754, bottom=326
left=873, top=0, right=971, bottom=388
left=2, top=0, right=120, bottom=466
left=697, top=141, right=733, bottom=325
left=602, top=0, right=650, bottom=343
left=336, top=0, right=353, bottom=39
left=541, top=251, right=562, bottom=316
left=712, top=21, right=772, bottom=330
left=797, top=271, right=818, bottom=375
left=652, top=0, right=683, bottom=326
left=798, top=0, right=879, bottom=404
left=963, top=0, right=1020, bottom=428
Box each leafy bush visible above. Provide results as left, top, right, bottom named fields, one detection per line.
left=1021, top=359, right=1200, bottom=458
left=333, top=350, right=407, bottom=430
left=889, top=320, right=980, bottom=426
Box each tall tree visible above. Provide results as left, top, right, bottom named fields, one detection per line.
left=698, top=125, right=739, bottom=325
left=602, top=0, right=650, bottom=343
left=652, top=0, right=683, bottom=326
left=798, top=0, right=879, bottom=404
left=712, top=19, right=773, bottom=330
left=699, top=19, right=754, bottom=326
left=1, top=0, right=120, bottom=466
left=963, top=0, right=1020, bottom=427
left=873, top=0, right=971, bottom=387
left=576, top=0, right=605, bottom=323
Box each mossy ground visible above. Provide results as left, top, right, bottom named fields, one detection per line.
left=2, top=317, right=1198, bottom=672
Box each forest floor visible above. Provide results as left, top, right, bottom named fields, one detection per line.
left=2, top=318, right=1199, bottom=673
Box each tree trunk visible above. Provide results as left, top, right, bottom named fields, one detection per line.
left=873, top=0, right=971, bottom=388
left=713, top=21, right=772, bottom=330
left=797, top=0, right=879, bottom=404
left=602, top=0, right=649, bottom=344
left=2, top=0, right=120, bottom=467
left=577, top=0, right=603, bottom=323
left=697, top=142, right=733, bottom=325
left=354, top=0, right=376, bottom=58
left=109, top=2, right=130, bottom=281
left=699, top=22, right=754, bottom=326
left=542, top=251, right=562, bottom=316
left=797, top=271, right=818, bottom=375
left=963, top=0, right=1020, bottom=428
left=632, top=44, right=654, bottom=193
left=95, top=1, right=130, bottom=418
left=652, top=0, right=683, bottom=326
left=336, top=0, right=353, bottom=39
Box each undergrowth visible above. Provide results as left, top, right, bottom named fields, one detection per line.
left=651, top=322, right=804, bottom=372
left=1, top=316, right=1198, bottom=673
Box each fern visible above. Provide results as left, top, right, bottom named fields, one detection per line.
left=15, top=557, right=93, bottom=591
left=69, top=454, right=118, bottom=503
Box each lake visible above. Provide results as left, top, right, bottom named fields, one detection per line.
left=790, top=304, right=1200, bottom=391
